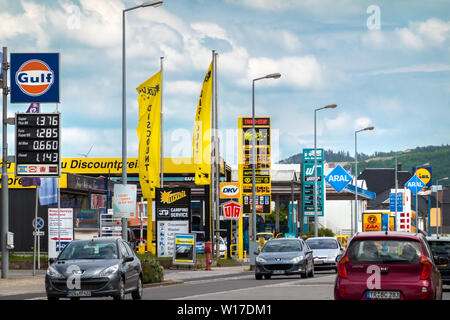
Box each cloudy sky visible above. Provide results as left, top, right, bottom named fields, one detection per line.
left=1, top=0, right=449, bottom=165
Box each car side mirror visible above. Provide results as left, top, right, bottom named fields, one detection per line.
left=336, top=254, right=344, bottom=263
left=49, top=258, right=56, bottom=264
left=123, top=256, right=134, bottom=263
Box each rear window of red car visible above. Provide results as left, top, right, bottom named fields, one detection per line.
left=348, top=239, right=421, bottom=264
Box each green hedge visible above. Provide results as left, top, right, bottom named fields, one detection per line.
left=136, top=253, right=164, bottom=284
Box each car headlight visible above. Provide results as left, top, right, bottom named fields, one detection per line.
left=47, top=265, right=64, bottom=279
left=99, top=264, right=119, bottom=277
left=290, top=256, right=304, bottom=263
left=256, top=256, right=267, bottom=263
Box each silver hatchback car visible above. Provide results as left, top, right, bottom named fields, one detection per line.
left=45, top=237, right=143, bottom=300
left=306, top=237, right=345, bottom=272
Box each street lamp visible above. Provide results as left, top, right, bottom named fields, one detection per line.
left=354, top=126, right=374, bottom=235
left=313, top=104, right=337, bottom=237
left=436, top=177, right=448, bottom=237
left=393, top=149, right=411, bottom=225
left=122, top=1, right=163, bottom=239
left=251, top=73, right=281, bottom=241
left=413, top=162, right=430, bottom=232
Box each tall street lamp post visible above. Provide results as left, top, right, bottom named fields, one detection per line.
left=251, top=73, right=281, bottom=240
left=354, top=126, right=374, bottom=235
left=122, top=1, right=163, bottom=240
left=313, top=104, right=337, bottom=237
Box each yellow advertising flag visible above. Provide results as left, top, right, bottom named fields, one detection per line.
left=193, top=62, right=213, bottom=185
left=136, top=71, right=161, bottom=199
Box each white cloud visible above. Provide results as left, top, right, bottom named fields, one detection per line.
left=247, top=56, right=323, bottom=89
left=362, top=18, right=450, bottom=51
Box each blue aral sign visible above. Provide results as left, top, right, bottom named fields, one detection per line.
left=325, top=164, right=353, bottom=192
left=10, top=53, right=60, bottom=103
left=405, top=174, right=425, bottom=195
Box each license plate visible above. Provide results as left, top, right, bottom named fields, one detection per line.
left=366, top=291, right=400, bottom=300
left=273, top=270, right=285, bottom=275
left=67, top=290, right=92, bottom=297
left=314, top=260, right=324, bottom=264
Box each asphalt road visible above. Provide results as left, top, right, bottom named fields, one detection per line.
left=144, top=270, right=337, bottom=300
left=2, top=269, right=450, bottom=300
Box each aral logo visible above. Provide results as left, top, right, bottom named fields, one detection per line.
left=15, top=60, right=54, bottom=96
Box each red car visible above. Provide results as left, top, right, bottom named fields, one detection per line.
left=334, top=232, right=443, bottom=300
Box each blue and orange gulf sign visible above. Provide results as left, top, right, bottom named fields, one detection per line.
left=10, top=53, right=60, bottom=103
left=413, top=166, right=432, bottom=187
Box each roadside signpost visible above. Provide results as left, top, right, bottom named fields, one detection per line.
left=325, top=164, right=353, bottom=193
left=302, top=148, right=324, bottom=217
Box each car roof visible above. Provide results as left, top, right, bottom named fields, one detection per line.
left=267, top=237, right=299, bottom=242
left=306, top=237, right=337, bottom=241
left=352, top=231, right=424, bottom=240
left=426, top=236, right=450, bottom=242
left=71, top=237, right=120, bottom=243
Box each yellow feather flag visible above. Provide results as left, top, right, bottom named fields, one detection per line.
left=193, top=62, right=213, bottom=185
left=136, top=71, right=161, bottom=199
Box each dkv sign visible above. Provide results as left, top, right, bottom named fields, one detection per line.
left=219, top=182, right=241, bottom=199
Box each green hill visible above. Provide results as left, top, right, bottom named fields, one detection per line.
left=280, top=145, right=450, bottom=186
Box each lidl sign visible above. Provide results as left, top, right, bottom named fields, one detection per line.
left=413, top=166, right=432, bottom=187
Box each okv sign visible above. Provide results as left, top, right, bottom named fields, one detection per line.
left=10, top=53, right=60, bottom=103
left=325, top=164, right=353, bottom=193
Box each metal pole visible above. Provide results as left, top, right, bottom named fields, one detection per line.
left=160, top=56, right=164, bottom=188
left=214, top=52, right=220, bottom=259
left=251, top=79, right=256, bottom=241
left=314, top=109, right=318, bottom=237
left=2, top=46, right=9, bottom=278
left=436, top=189, right=439, bottom=238
left=210, top=50, right=216, bottom=255
left=395, top=153, right=398, bottom=226
left=121, top=10, right=128, bottom=242
left=354, top=131, right=358, bottom=235
left=33, top=190, right=37, bottom=276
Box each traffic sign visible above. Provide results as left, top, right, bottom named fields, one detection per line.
left=32, top=217, right=45, bottom=230
left=405, top=174, right=425, bottom=195
left=33, top=230, right=45, bottom=236
left=325, top=164, right=353, bottom=192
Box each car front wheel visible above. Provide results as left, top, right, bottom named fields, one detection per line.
left=114, top=278, right=126, bottom=300
left=132, top=276, right=143, bottom=300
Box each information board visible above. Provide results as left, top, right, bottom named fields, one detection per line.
left=238, top=117, right=271, bottom=214
left=15, top=112, right=60, bottom=177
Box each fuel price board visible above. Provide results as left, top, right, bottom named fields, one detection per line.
left=15, top=113, right=61, bottom=177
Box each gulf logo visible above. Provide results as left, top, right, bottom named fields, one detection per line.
left=15, top=60, right=54, bottom=96
left=414, top=167, right=432, bottom=186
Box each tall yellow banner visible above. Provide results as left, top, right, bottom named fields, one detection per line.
left=136, top=71, right=161, bottom=199
left=193, top=62, right=213, bottom=185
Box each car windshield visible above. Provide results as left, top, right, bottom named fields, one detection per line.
left=257, top=234, right=273, bottom=241
left=58, top=240, right=119, bottom=260
left=262, top=240, right=301, bottom=253
left=428, top=241, right=450, bottom=256
left=348, top=239, right=421, bottom=264
left=306, top=239, right=338, bottom=249
left=194, top=232, right=205, bottom=242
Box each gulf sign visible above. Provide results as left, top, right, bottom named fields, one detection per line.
left=10, top=53, right=60, bottom=103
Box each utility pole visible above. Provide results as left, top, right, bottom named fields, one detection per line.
left=2, top=47, right=9, bottom=278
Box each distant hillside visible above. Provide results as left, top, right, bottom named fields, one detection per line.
left=280, top=145, right=450, bottom=186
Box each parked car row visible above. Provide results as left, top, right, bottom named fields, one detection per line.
left=254, top=232, right=449, bottom=300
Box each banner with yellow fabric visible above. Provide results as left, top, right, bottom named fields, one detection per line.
left=136, top=71, right=161, bottom=199
left=193, top=62, right=213, bottom=185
